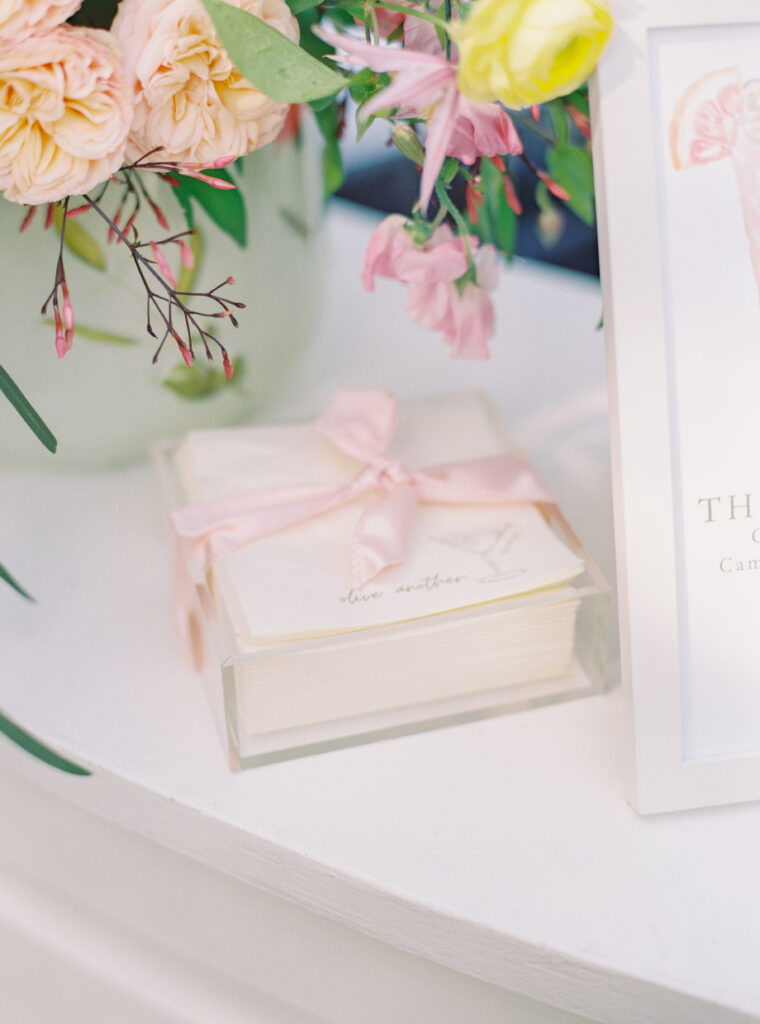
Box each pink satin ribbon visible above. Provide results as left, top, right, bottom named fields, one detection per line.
left=171, top=389, right=555, bottom=664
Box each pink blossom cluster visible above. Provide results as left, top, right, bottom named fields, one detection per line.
left=322, top=13, right=518, bottom=360
left=364, top=215, right=498, bottom=359
left=319, top=23, right=522, bottom=213
left=0, top=0, right=297, bottom=206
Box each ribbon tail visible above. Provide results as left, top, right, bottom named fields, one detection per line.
left=173, top=536, right=207, bottom=670
left=352, top=483, right=418, bottom=586
left=172, top=483, right=359, bottom=665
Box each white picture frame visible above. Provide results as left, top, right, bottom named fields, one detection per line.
left=592, top=0, right=760, bottom=812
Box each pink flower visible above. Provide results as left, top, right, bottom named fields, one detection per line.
left=319, top=28, right=522, bottom=211
left=113, top=0, right=299, bottom=165
left=402, top=8, right=446, bottom=55
left=363, top=216, right=497, bottom=358
left=363, top=214, right=471, bottom=290
left=0, top=0, right=81, bottom=42
left=362, top=214, right=416, bottom=291
left=0, top=26, right=132, bottom=205
left=363, top=5, right=406, bottom=38
left=406, top=241, right=497, bottom=359
left=448, top=98, right=522, bottom=166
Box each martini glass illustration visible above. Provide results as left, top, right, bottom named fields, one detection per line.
left=670, top=67, right=760, bottom=303
left=433, top=522, right=521, bottom=580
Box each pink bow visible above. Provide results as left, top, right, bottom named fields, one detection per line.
left=171, top=389, right=555, bottom=665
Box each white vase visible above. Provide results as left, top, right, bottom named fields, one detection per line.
left=0, top=135, right=322, bottom=468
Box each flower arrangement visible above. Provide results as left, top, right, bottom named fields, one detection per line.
left=0, top=0, right=612, bottom=764
left=0, top=0, right=611, bottom=425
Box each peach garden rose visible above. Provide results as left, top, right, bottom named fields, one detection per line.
left=0, top=25, right=133, bottom=205
left=0, top=0, right=615, bottom=455
left=0, top=0, right=81, bottom=41
left=113, top=0, right=299, bottom=166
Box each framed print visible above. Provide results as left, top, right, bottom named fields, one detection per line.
left=592, top=0, right=760, bottom=812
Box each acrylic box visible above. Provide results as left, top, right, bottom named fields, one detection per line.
left=156, top=391, right=610, bottom=769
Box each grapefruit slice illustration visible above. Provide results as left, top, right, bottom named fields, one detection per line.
left=670, top=66, right=744, bottom=170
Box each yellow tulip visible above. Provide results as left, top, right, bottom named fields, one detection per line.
left=451, top=0, right=613, bottom=109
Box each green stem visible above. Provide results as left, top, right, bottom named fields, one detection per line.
left=435, top=181, right=473, bottom=264
left=510, top=111, right=554, bottom=146
left=430, top=203, right=448, bottom=231
left=326, top=0, right=450, bottom=32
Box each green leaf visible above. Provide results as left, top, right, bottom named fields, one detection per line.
left=68, top=0, right=119, bottom=27
left=162, top=357, right=246, bottom=400
left=287, top=0, right=321, bottom=14
left=546, top=144, right=596, bottom=226
left=355, top=108, right=378, bottom=143
left=0, top=363, right=57, bottom=453
left=348, top=68, right=383, bottom=105
left=53, top=207, right=106, bottom=271
left=202, top=0, right=346, bottom=102
left=547, top=100, right=568, bottom=146
left=171, top=170, right=246, bottom=247
left=311, top=100, right=345, bottom=196
left=476, top=158, right=516, bottom=257
left=312, top=99, right=339, bottom=141
left=279, top=208, right=311, bottom=240
left=43, top=319, right=138, bottom=346
left=298, top=15, right=335, bottom=61
left=173, top=184, right=195, bottom=231
left=0, top=561, right=34, bottom=601
left=565, top=88, right=590, bottom=117
left=0, top=710, right=91, bottom=775
left=322, top=139, right=344, bottom=197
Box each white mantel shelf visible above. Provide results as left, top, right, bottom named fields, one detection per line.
left=1, top=203, right=758, bottom=1024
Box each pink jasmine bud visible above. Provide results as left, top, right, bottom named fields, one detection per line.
left=531, top=105, right=541, bottom=122
left=172, top=331, right=193, bottom=367
left=19, top=207, right=36, bottom=232
left=53, top=305, right=69, bottom=359
left=537, top=171, right=570, bottom=201
left=150, top=242, right=177, bottom=287
left=61, top=281, right=74, bottom=332
left=108, top=205, right=123, bottom=245
left=148, top=196, right=169, bottom=230
left=226, top=276, right=235, bottom=285
left=502, top=174, right=522, bottom=215
left=223, top=351, right=233, bottom=381
left=163, top=174, right=181, bottom=189
left=44, top=204, right=56, bottom=230
left=465, top=180, right=483, bottom=225
left=66, top=204, right=90, bottom=218
left=567, top=104, right=591, bottom=140
left=120, top=210, right=137, bottom=242
left=177, top=169, right=236, bottom=189
left=176, top=239, right=194, bottom=269
left=490, top=155, right=506, bottom=173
